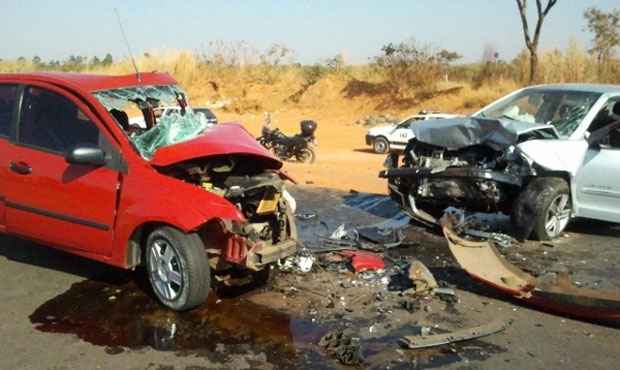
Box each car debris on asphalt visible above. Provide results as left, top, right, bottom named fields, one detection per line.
left=441, top=213, right=620, bottom=322
left=400, top=320, right=508, bottom=349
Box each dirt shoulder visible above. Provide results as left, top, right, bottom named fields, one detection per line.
left=219, top=108, right=390, bottom=194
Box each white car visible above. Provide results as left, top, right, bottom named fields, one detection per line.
left=365, top=112, right=458, bottom=153
left=382, top=84, right=620, bottom=240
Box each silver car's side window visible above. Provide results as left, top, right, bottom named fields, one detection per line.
left=588, top=98, right=620, bottom=134
left=588, top=99, right=620, bottom=149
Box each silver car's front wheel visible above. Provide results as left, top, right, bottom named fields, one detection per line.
left=544, top=194, right=571, bottom=239
left=513, top=177, right=571, bottom=241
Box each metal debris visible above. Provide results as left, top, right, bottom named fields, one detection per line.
left=357, top=226, right=405, bottom=248
left=296, top=211, right=318, bottom=220
left=400, top=320, right=507, bottom=349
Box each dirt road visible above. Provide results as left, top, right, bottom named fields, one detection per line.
left=219, top=108, right=390, bottom=194
left=1, top=186, right=619, bottom=370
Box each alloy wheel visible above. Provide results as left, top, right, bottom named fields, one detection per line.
left=544, top=194, right=571, bottom=238
left=148, top=239, right=184, bottom=301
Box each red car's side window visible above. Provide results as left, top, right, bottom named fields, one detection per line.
left=19, top=86, right=100, bottom=154
left=0, top=84, right=18, bottom=138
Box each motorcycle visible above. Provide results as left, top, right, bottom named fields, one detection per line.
left=258, top=120, right=317, bottom=163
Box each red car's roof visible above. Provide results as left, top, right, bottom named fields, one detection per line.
left=0, top=71, right=177, bottom=92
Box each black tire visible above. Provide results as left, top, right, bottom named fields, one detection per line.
left=296, top=147, right=316, bottom=163
left=145, top=226, right=211, bottom=311
left=373, top=137, right=390, bottom=154
left=512, top=177, right=571, bottom=241
left=258, top=137, right=272, bottom=150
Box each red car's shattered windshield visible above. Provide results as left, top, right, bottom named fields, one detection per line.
left=93, top=85, right=212, bottom=158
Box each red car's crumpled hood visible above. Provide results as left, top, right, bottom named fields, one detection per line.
left=149, top=123, right=282, bottom=169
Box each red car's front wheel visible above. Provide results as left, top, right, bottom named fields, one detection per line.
left=146, top=226, right=211, bottom=311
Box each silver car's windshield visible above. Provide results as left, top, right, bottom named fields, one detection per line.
left=477, top=89, right=601, bottom=137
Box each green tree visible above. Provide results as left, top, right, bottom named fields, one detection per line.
left=102, top=53, right=114, bottom=66
left=374, top=40, right=457, bottom=96
left=515, top=0, right=559, bottom=83
left=90, top=56, right=101, bottom=67
left=584, top=6, right=620, bottom=78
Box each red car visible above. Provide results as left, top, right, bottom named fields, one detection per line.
left=0, top=72, right=298, bottom=310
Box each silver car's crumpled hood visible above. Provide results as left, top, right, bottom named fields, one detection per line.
left=409, top=117, right=558, bottom=151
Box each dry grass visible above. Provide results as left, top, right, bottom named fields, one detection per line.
left=1, top=45, right=616, bottom=119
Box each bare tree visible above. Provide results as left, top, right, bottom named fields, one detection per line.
left=515, top=0, right=559, bottom=83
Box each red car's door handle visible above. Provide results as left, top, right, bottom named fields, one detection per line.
left=9, top=161, right=32, bottom=175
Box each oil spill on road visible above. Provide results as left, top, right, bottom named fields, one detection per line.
left=30, top=272, right=505, bottom=369
left=29, top=274, right=329, bottom=369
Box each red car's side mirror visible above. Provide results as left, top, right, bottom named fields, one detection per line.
left=65, top=145, right=107, bottom=166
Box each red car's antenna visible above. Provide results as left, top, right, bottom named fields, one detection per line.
left=114, top=8, right=142, bottom=82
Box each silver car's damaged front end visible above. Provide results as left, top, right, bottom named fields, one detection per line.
left=380, top=138, right=535, bottom=225
left=379, top=116, right=559, bottom=236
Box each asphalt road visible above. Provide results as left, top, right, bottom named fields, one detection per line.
left=1, top=186, right=619, bottom=370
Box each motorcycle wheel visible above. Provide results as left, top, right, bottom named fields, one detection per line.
left=296, top=147, right=315, bottom=164
left=258, top=137, right=272, bottom=150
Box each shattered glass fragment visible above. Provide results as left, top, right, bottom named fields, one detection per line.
left=131, top=109, right=211, bottom=159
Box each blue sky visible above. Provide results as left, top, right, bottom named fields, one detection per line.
left=1, top=0, right=617, bottom=64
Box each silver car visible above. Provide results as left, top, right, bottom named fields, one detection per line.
left=381, top=84, right=620, bottom=240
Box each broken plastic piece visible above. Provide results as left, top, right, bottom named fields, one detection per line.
left=278, top=254, right=315, bottom=273
left=408, top=260, right=438, bottom=293
left=339, top=250, right=385, bottom=273
left=441, top=215, right=620, bottom=322
left=400, top=320, right=507, bottom=349
left=330, top=224, right=359, bottom=242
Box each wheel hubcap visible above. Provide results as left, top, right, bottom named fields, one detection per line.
left=148, top=239, right=183, bottom=301
left=375, top=141, right=386, bottom=152
left=544, top=194, right=571, bottom=238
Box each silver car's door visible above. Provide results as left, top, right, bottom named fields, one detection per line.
left=574, top=99, right=620, bottom=223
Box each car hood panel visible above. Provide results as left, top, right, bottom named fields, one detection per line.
left=410, top=117, right=557, bottom=151
left=368, top=125, right=397, bottom=136
left=150, top=123, right=282, bottom=169
left=517, top=139, right=589, bottom=175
